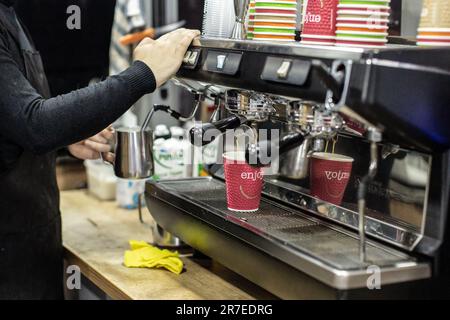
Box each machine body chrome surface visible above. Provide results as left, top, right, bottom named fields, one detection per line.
left=262, top=178, right=424, bottom=252
left=195, top=38, right=412, bottom=60
left=146, top=178, right=431, bottom=290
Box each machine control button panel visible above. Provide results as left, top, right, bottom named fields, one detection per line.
left=182, top=49, right=201, bottom=69
left=277, top=60, right=292, bottom=79
left=203, top=50, right=243, bottom=75
left=188, top=51, right=199, bottom=65
left=183, top=51, right=192, bottom=64
left=216, top=55, right=227, bottom=70
left=261, top=56, right=312, bottom=86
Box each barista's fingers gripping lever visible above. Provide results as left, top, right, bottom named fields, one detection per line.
left=133, top=29, right=201, bottom=88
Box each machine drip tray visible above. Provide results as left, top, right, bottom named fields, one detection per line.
left=146, top=177, right=431, bottom=292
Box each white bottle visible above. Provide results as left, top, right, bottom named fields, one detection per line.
left=153, top=127, right=191, bottom=180
left=154, top=124, right=171, bottom=140
left=116, top=178, right=146, bottom=209
left=152, top=125, right=171, bottom=181
left=167, top=127, right=191, bottom=179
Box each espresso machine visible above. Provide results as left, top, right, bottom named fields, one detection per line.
left=145, top=26, right=450, bottom=298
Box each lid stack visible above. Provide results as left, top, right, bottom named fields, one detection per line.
left=248, top=0, right=298, bottom=42
left=416, top=0, right=450, bottom=47
left=335, top=0, right=391, bottom=48
left=247, top=0, right=256, bottom=39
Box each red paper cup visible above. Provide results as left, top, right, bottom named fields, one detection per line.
left=310, top=153, right=354, bottom=206
left=223, top=152, right=264, bottom=212
left=302, top=0, right=339, bottom=41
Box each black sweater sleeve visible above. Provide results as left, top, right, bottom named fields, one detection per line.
left=0, top=33, right=156, bottom=155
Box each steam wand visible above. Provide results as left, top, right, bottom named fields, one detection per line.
left=142, top=94, right=203, bottom=130
left=357, top=128, right=382, bottom=262
left=137, top=96, right=203, bottom=225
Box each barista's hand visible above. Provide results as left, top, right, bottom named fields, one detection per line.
left=134, top=28, right=201, bottom=88
left=68, top=127, right=115, bottom=162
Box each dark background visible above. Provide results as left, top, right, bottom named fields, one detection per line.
left=15, top=0, right=117, bottom=96
left=14, top=0, right=204, bottom=96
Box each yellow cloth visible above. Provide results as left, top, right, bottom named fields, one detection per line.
left=124, top=240, right=184, bottom=275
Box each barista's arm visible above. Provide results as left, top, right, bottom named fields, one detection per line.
left=0, top=29, right=199, bottom=155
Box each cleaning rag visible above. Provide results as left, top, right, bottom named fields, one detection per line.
left=124, top=240, right=183, bottom=275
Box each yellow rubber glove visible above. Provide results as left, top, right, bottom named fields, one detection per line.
left=124, top=240, right=184, bottom=275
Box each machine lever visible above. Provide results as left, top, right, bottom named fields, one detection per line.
left=245, top=132, right=306, bottom=168
left=189, top=115, right=247, bottom=147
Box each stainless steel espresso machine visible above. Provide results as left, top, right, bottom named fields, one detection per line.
left=145, top=37, right=450, bottom=299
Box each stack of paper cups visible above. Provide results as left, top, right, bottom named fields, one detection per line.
left=202, top=0, right=236, bottom=38
left=301, top=0, right=339, bottom=45
left=417, top=0, right=450, bottom=47
left=247, top=0, right=256, bottom=39
left=335, top=0, right=391, bottom=48
left=248, top=0, right=298, bottom=42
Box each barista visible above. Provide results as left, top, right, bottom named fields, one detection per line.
left=0, top=0, right=199, bottom=299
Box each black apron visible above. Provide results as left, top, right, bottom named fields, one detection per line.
left=0, top=6, right=63, bottom=300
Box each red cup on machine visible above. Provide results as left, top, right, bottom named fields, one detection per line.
left=310, top=152, right=354, bottom=206
left=223, top=152, right=264, bottom=212
left=301, top=0, right=339, bottom=45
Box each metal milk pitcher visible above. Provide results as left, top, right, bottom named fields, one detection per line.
left=110, top=127, right=154, bottom=180
left=104, top=108, right=156, bottom=180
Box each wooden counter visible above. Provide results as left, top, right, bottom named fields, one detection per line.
left=61, top=190, right=274, bottom=300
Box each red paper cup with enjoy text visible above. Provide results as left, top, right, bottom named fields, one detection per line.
left=223, top=152, right=264, bottom=212
left=310, top=152, right=354, bottom=206
left=301, top=0, right=339, bottom=44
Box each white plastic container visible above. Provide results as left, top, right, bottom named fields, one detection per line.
left=84, top=160, right=117, bottom=201
left=153, top=127, right=192, bottom=180
left=116, top=179, right=146, bottom=209
left=154, top=124, right=171, bottom=140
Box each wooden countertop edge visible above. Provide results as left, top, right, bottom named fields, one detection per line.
left=63, top=245, right=132, bottom=300
left=60, top=190, right=273, bottom=300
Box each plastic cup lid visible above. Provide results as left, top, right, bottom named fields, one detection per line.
left=337, top=4, right=391, bottom=10
left=336, top=23, right=388, bottom=29
left=253, top=26, right=297, bottom=31
left=336, top=35, right=388, bottom=42
left=417, top=35, right=450, bottom=40
left=336, top=42, right=386, bottom=48
left=417, top=42, right=450, bottom=47
left=253, top=31, right=296, bottom=36
left=418, top=27, right=450, bottom=32
left=336, top=17, right=389, bottom=23
left=336, top=30, right=388, bottom=36
left=337, top=9, right=390, bottom=16
left=252, top=11, right=297, bottom=17
left=250, top=19, right=297, bottom=24
left=254, top=1, right=298, bottom=8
